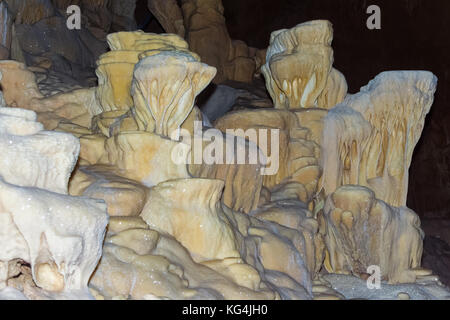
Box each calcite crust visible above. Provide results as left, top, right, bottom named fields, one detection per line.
left=0, top=19, right=445, bottom=300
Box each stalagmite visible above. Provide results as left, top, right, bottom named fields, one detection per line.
left=262, top=20, right=334, bottom=109
left=322, top=185, right=424, bottom=284
left=0, top=19, right=446, bottom=300
left=141, top=178, right=240, bottom=262
left=0, top=108, right=108, bottom=298
left=317, top=68, right=348, bottom=110
left=131, top=51, right=216, bottom=137
left=322, top=71, right=437, bottom=207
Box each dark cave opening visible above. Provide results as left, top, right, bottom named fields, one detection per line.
left=134, top=0, right=165, bottom=33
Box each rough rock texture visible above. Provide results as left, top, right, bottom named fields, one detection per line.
left=0, top=19, right=447, bottom=300
left=323, top=185, right=424, bottom=284
left=132, top=51, right=216, bottom=137
left=0, top=1, right=13, bottom=60
left=0, top=107, right=79, bottom=194
left=147, top=0, right=185, bottom=37
left=0, top=107, right=108, bottom=299
left=145, top=0, right=261, bottom=83
left=3, top=0, right=143, bottom=88
left=322, top=71, right=437, bottom=207
left=0, top=61, right=97, bottom=130
left=262, top=20, right=334, bottom=109
left=215, top=109, right=321, bottom=206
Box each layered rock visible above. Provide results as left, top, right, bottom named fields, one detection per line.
left=215, top=109, right=321, bottom=205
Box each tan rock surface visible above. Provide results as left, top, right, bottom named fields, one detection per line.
left=180, top=0, right=256, bottom=83
left=102, top=131, right=191, bottom=186
left=262, top=20, right=334, bottom=109
left=215, top=109, right=321, bottom=204
left=322, top=185, right=424, bottom=284
left=131, top=51, right=216, bottom=137
left=141, top=178, right=240, bottom=262
left=317, top=68, right=347, bottom=109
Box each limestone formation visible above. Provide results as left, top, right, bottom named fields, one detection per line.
left=215, top=109, right=321, bottom=205
left=322, top=185, right=424, bottom=284
left=0, top=177, right=108, bottom=297
left=0, top=61, right=98, bottom=130
left=317, top=68, right=348, bottom=110
left=321, top=71, right=437, bottom=207
left=90, top=216, right=281, bottom=300
left=101, top=131, right=191, bottom=186
left=0, top=108, right=108, bottom=298
left=141, top=179, right=240, bottom=262
left=186, top=123, right=264, bottom=214
left=131, top=51, right=216, bottom=137
left=0, top=107, right=79, bottom=194
left=95, top=31, right=195, bottom=114
left=69, top=166, right=148, bottom=217
left=93, top=31, right=204, bottom=137
left=0, top=21, right=446, bottom=301
left=148, top=0, right=260, bottom=83
left=262, top=20, right=334, bottom=109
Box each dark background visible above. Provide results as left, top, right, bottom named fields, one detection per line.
left=137, top=0, right=450, bottom=218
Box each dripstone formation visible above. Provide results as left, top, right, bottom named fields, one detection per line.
left=0, top=18, right=448, bottom=300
